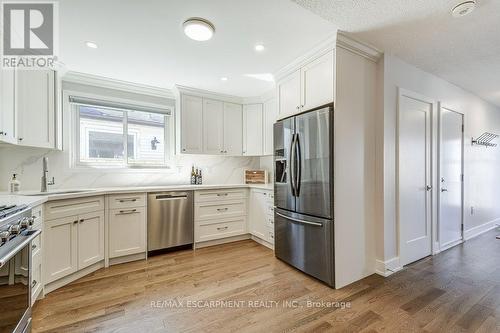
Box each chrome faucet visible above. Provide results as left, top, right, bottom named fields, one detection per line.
left=41, top=157, right=55, bottom=192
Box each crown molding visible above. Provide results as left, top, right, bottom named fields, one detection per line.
left=62, top=71, right=175, bottom=99
left=274, top=33, right=336, bottom=82
left=336, top=31, right=382, bottom=63
left=174, top=85, right=245, bottom=104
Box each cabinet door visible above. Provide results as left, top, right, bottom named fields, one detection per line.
left=16, top=69, right=55, bottom=148
left=0, top=69, right=17, bottom=144
left=223, top=102, right=242, bottom=155
left=277, top=69, right=301, bottom=116
left=263, top=98, right=277, bottom=156
left=77, top=211, right=104, bottom=269
left=44, top=216, right=78, bottom=283
left=202, top=98, right=224, bottom=154
left=109, top=207, right=146, bottom=258
left=180, top=94, right=203, bottom=153
left=249, top=190, right=268, bottom=239
left=242, top=104, right=263, bottom=156
left=301, top=50, right=334, bottom=111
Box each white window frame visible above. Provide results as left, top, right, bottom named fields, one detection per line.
left=68, top=91, right=174, bottom=170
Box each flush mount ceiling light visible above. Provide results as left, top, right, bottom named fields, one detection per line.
left=85, top=41, right=98, bottom=49
left=220, top=77, right=228, bottom=81
left=183, top=18, right=215, bottom=41
left=254, top=44, right=265, bottom=52
left=451, top=1, right=476, bottom=17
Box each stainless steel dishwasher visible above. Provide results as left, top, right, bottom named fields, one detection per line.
left=147, top=191, right=194, bottom=253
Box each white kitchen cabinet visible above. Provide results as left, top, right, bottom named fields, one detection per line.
left=77, top=211, right=104, bottom=269
left=223, top=102, right=243, bottom=155
left=202, top=98, right=224, bottom=154
left=44, top=216, right=78, bottom=283
left=277, top=49, right=334, bottom=117
left=301, top=50, right=335, bottom=111
left=243, top=104, right=263, bottom=156
left=263, top=98, right=277, bottom=155
left=180, top=94, right=203, bottom=154
left=16, top=69, right=56, bottom=148
left=109, top=206, right=146, bottom=258
left=0, top=69, right=17, bottom=144
left=249, top=189, right=269, bottom=240
left=277, top=69, right=301, bottom=117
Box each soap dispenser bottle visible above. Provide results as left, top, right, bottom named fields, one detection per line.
left=9, top=174, right=20, bottom=193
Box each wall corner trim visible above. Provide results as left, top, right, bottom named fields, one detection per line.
left=375, top=257, right=402, bottom=277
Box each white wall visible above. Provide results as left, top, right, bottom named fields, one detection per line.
left=0, top=81, right=259, bottom=191
left=380, top=54, right=500, bottom=265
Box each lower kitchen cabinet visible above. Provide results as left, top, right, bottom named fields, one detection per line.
left=108, top=206, right=146, bottom=258
left=44, top=208, right=104, bottom=284
left=249, top=189, right=274, bottom=245
left=77, top=211, right=105, bottom=269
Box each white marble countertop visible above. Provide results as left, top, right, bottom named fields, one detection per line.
left=0, top=183, right=274, bottom=207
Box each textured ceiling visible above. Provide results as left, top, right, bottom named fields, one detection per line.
left=59, top=0, right=335, bottom=97
left=293, top=0, right=500, bottom=107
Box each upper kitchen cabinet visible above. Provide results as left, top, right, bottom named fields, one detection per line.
left=242, top=103, right=263, bottom=156
left=16, top=69, right=57, bottom=148
left=202, top=98, right=224, bottom=154
left=180, top=94, right=203, bottom=154
left=0, top=69, right=17, bottom=144
left=223, top=102, right=243, bottom=155
left=277, top=49, right=335, bottom=117
left=263, top=98, right=278, bottom=156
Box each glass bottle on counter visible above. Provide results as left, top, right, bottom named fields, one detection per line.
left=196, top=169, right=202, bottom=185
left=191, top=165, right=196, bottom=185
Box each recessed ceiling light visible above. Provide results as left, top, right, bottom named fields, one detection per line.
left=85, top=41, right=98, bottom=49
left=183, top=18, right=215, bottom=41
left=220, top=77, right=228, bottom=81
left=255, top=44, right=265, bottom=52
left=451, top=1, right=476, bottom=17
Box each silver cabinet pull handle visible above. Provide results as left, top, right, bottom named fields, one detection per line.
left=276, top=212, right=323, bottom=227
left=119, top=198, right=137, bottom=203
left=441, top=188, right=448, bottom=192
left=118, top=209, right=138, bottom=215
left=426, top=185, right=432, bottom=191
left=217, top=226, right=228, bottom=231
left=32, top=280, right=37, bottom=288
left=216, top=193, right=228, bottom=197
left=217, top=208, right=228, bottom=212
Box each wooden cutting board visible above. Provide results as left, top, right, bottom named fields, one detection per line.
left=245, top=170, right=267, bottom=184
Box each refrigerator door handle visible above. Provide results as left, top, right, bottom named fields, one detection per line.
left=289, top=133, right=297, bottom=196
left=276, top=212, right=323, bottom=227
left=295, top=133, right=302, bottom=196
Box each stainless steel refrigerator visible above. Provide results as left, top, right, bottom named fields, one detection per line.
left=273, top=104, right=334, bottom=287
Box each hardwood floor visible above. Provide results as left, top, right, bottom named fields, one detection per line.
left=33, top=230, right=500, bottom=332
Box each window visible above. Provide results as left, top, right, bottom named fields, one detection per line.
left=72, top=97, right=172, bottom=168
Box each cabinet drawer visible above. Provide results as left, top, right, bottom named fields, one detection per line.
left=32, top=205, right=43, bottom=227
left=195, top=189, right=247, bottom=203
left=196, top=200, right=246, bottom=221
left=196, top=218, right=246, bottom=242
left=108, top=193, right=146, bottom=210
left=266, top=203, right=275, bottom=217
left=44, top=196, right=104, bottom=220
left=31, top=256, right=42, bottom=305
left=266, top=215, right=274, bottom=228
left=109, top=207, right=146, bottom=258
left=31, top=234, right=42, bottom=257
left=267, top=227, right=275, bottom=244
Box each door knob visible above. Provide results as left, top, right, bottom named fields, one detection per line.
left=426, top=185, right=432, bottom=191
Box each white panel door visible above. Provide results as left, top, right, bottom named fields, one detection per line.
left=16, top=70, right=55, bottom=148
left=301, top=50, right=335, bottom=111
left=180, top=94, right=203, bottom=153
left=263, top=98, right=278, bottom=155
left=77, top=211, right=104, bottom=269
left=243, top=104, right=263, bottom=156
left=44, top=216, right=78, bottom=283
left=223, top=102, right=243, bottom=155
left=109, top=207, right=146, bottom=258
left=0, top=69, right=17, bottom=144
left=277, top=69, right=301, bottom=116
left=202, top=98, right=224, bottom=154
left=439, top=107, right=464, bottom=249
left=398, top=93, right=432, bottom=266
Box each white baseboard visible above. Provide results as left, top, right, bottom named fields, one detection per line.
left=194, top=234, right=251, bottom=249
left=251, top=235, right=274, bottom=250
left=440, top=238, right=464, bottom=252
left=375, top=257, right=402, bottom=277
left=464, top=218, right=500, bottom=240
left=44, top=261, right=104, bottom=294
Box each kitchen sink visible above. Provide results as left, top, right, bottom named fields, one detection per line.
left=22, top=190, right=95, bottom=196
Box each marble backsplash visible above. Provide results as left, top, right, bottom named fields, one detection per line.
left=0, top=146, right=262, bottom=191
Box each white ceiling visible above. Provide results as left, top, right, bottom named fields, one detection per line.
left=59, top=0, right=336, bottom=97
left=293, top=0, right=500, bottom=107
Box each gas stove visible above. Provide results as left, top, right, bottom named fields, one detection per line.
left=0, top=205, right=33, bottom=248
